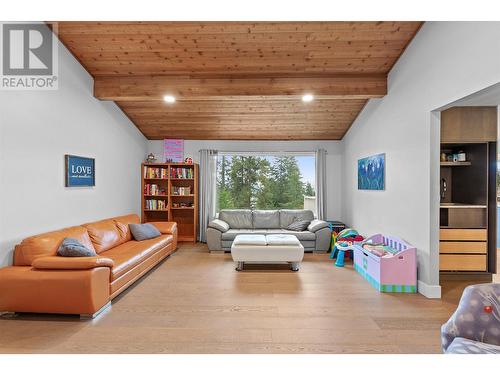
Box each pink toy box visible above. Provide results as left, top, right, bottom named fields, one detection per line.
left=352, top=234, right=417, bottom=293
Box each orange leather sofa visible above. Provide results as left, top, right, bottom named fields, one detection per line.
left=0, top=214, right=177, bottom=318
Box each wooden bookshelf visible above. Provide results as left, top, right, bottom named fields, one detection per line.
left=141, top=162, right=198, bottom=243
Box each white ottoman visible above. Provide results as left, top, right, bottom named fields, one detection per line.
left=231, top=234, right=304, bottom=271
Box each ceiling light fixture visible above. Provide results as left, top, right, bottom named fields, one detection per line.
left=163, top=95, right=176, bottom=104
left=302, top=94, right=314, bottom=103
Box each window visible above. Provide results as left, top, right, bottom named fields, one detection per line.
left=216, top=152, right=316, bottom=212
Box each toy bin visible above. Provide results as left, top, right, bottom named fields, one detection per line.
left=352, top=234, right=417, bottom=293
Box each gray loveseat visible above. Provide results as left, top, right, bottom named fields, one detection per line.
left=207, top=209, right=332, bottom=253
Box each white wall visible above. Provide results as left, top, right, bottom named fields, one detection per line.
left=148, top=140, right=343, bottom=220
left=341, top=22, right=500, bottom=296
left=0, top=27, right=147, bottom=267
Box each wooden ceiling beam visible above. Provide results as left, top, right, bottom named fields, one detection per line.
left=94, top=74, right=386, bottom=101
left=53, top=21, right=422, bottom=140
left=145, top=133, right=348, bottom=141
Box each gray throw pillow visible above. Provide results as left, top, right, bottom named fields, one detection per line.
left=129, top=223, right=161, bottom=241
left=57, top=237, right=97, bottom=257
left=287, top=219, right=310, bottom=232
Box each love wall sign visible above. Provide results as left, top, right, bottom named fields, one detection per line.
left=65, top=155, right=95, bottom=187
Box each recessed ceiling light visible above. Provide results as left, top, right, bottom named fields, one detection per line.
left=302, top=94, right=314, bottom=103
left=163, top=95, right=176, bottom=103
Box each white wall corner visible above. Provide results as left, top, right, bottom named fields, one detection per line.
left=418, top=280, right=442, bottom=298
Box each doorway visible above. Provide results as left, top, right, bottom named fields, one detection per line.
left=434, top=84, right=500, bottom=288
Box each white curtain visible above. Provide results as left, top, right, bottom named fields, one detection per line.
left=315, top=149, right=327, bottom=220
left=199, top=149, right=218, bottom=242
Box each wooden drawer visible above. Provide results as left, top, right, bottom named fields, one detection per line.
left=440, top=229, right=487, bottom=241
left=439, top=241, right=487, bottom=254
left=439, top=254, right=487, bottom=271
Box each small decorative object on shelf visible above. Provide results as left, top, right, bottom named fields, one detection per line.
left=185, top=157, right=193, bottom=164
left=442, top=149, right=467, bottom=162
left=457, top=150, right=466, bottom=162
left=146, top=153, right=157, bottom=163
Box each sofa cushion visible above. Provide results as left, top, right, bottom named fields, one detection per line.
left=57, top=237, right=97, bottom=257
left=14, top=226, right=96, bottom=266
left=279, top=210, right=314, bottom=229
left=129, top=223, right=161, bottom=241
left=113, top=214, right=141, bottom=242
left=253, top=210, right=280, bottom=229
left=219, top=210, right=252, bottom=229
left=83, top=219, right=124, bottom=253
left=103, top=235, right=173, bottom=280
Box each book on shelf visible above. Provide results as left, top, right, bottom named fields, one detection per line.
left=145, top=199, right=167, bottom=210
left=172, top=202, right=194, bottom=208
left=171, top=167, right=194, bottom=179
left=144, top=184, right=167, bottom=196
left=143, top=166, right=168, bottom=179
left=171, top=186, right=192, bottom=196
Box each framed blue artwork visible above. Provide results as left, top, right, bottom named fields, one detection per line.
left=65, top=155, right=95, bottom=187
left=358, top=153, right=385, bottom=190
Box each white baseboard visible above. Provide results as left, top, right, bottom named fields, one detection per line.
left=418, top=280, right=441, bottom=298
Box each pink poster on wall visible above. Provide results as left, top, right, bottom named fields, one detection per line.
left=164, top=139, right=184, bottom=163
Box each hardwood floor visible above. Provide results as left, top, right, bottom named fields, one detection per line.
left=0, top=243, right=469, bottom=354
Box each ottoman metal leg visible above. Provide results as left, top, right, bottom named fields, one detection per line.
left=235, top=261, right=244, bottom=271
left=291, top=262, right=300, bottom=271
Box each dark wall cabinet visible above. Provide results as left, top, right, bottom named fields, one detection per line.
left=440, top=106, right=497, bottom=275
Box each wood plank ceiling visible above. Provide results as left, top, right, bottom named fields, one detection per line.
left=53, top=22, right=422, bottom=140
